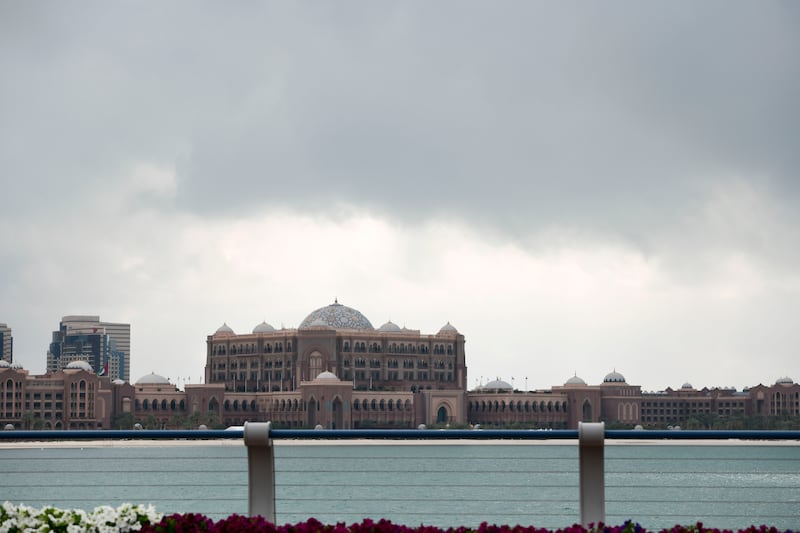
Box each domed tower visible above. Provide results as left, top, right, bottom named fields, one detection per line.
left=297, top=300, right=374, bottom=384
left=600, top=370, right=642, bottom=426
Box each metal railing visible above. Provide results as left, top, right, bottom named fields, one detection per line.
left=1, top=425, right=799, bottom=529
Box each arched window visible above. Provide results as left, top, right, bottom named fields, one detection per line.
left=581, top=399, right=592, bottom=422
left=309, top=352, right=323, bottom=379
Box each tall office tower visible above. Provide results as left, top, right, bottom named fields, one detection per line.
left=0, top=323, right=12, bottom=364
left=47, top=316, right=131, bottom=381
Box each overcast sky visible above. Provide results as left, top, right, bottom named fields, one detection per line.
left=2, top=2, right=798, bottom=392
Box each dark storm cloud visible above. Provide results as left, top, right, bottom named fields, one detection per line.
left=2, top=2, right=798, bottom=239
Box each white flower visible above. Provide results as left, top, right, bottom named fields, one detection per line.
left=0, top=502, right=161, bottom=533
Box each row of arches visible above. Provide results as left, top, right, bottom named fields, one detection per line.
left=341, top=342, right=447, bottom=355
left=342, top=358, right=453, bottom=370
left=468, top=399, right=568, bottom=413
left=211, top=341, right=292, bottom=356
left=262, top=397, right=414, bottom=413
left=224, top=399, right=258, bottom=411
left=136, top=398, right=187, bottom=411
left=352, top=398, right=413, bottom=412
left=771, top=391, right=800, bottom=416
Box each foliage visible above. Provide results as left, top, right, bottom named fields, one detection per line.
left=0, top=502, right=161, bottom=533
left=141, top=515, right=797, bottom=533
left=112, top=412, right=137, bottom=430
left=3, top=506, right=795, bottom=533
left=644, top=414, right=800, bottom=431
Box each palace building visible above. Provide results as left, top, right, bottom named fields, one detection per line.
left=203, top=300, right=468, bottom=428
left=2, top=301, right=799, bottom=430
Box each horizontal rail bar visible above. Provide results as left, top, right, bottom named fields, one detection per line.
left=605, top=429, right=800, bottom=440
left=3, top=428, right=799, bottom=441
left=0, top=429, right=244, bottom=440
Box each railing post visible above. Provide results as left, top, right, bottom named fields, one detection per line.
left=579, top=421, right=605, bottom=526
left=244, top=421, right=275, bottom=522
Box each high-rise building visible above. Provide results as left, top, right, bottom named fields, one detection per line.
left=47, top=316, right=130, bottom=381
left=0, top=323, right=12, bottom=364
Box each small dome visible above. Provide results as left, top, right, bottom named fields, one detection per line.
left=681, top=382, right=694, bottom=390
left=482, top=379, right=513, bottom=391
left=0, top=360, right=10, bottom=368
left=315, top=371, right=339, bottom=381
left=438, top=322, right=458, bottom=334
left=112, top=379, right=126, bottom=385
left=65, top=361, right=92, bottom=372
left=378, top=320, right=402, bottom=333
left=11, top=362, right=23, bottom=369
left=565, top=375, right=587, bottom=386
left=252, top=321, right=276, bottom=334
left=776, top=376, right=794, bottom=386
left=603, top=370, right=626, bottom=383
left=135, top=372, right=171, bottom=385
left=299, top=300, right=373, bottom=330
left=214, top=323, right=235, bottom=336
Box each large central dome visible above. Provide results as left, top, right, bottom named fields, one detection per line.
left=299, top=300, right=374, bottom=330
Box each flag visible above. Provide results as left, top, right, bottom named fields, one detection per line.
left=98, top=361, right=108, bottom=377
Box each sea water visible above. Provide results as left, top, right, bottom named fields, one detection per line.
left=1, top=441, right=798, bottom=530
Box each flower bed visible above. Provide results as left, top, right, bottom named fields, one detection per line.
left=1, top=504, right=794, bottom=533
left=143, top=515, right=795, bottom=533
left=0, top=502, right=160, bottom=533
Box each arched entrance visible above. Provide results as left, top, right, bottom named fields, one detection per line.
left=308, top=397, right=318, bottom=428
left=582, top=399, right=593, bottom=422
left=332, top=397, right=343, bottom=429
left=208, top=397, right=219, bottom=415
left=436, top=405, right=449, bottom=424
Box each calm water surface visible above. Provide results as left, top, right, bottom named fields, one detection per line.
left=1, top=441, right=798, bottom=530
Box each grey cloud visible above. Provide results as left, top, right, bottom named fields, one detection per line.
left=2, top=2, right=798, bottom=241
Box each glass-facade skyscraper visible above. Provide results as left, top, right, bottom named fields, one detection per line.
left=46, top=316, right=130, bottom=381
left=0, top=323, right=12, bottom=364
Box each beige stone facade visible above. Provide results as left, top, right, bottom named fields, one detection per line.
left=2, top=302, right=799, bottom=430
